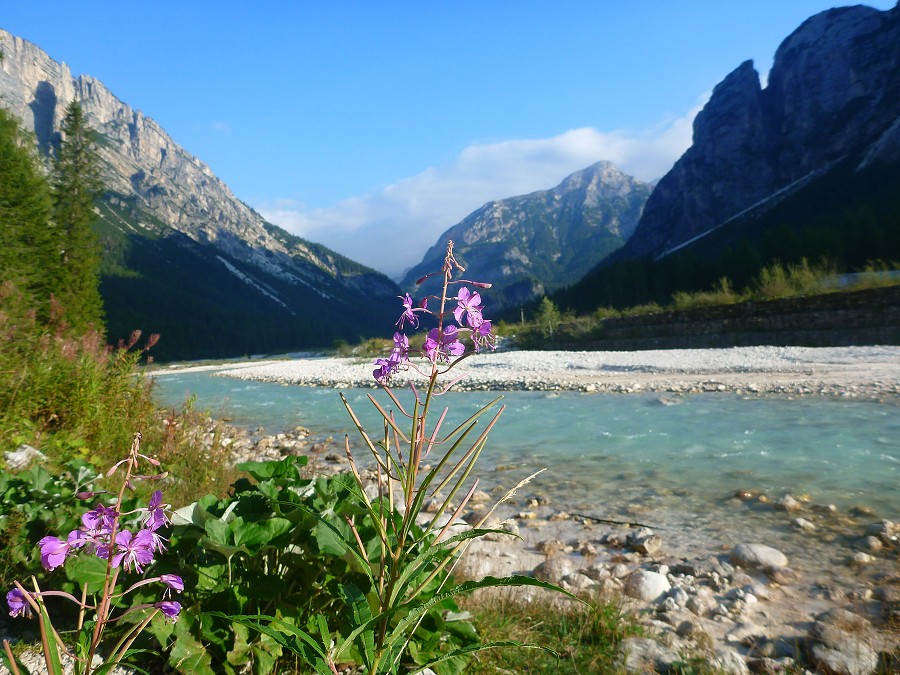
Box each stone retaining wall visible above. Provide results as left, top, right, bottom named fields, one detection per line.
left=565, top=285, right=900, bottom=351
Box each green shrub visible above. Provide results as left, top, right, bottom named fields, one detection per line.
left=149, top=457, right=484, bottom=674
left=0, top=282, right=159, bottom=471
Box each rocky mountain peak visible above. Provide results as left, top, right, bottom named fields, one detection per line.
left=617, top=2, right=900, bottom=263
left=401, top=161, right=651, bottom=310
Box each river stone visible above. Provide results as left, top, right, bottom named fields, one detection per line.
left=624, top=570, right=671, bottom=602
left=775, top=494, right=803, bottom=511
left=617, top=637, right=680, bottom=673
left=725, top=620, right=767, bottom=646
left=729, top=543, right=788, bottom=569
left=533, top=556, right=575, bottom=584
left=809, top=608, right=878, bottom=675
left=713, top=647, right=750, bottom=675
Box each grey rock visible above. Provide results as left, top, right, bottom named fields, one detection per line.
left=624, top=570, right=671, bottom=602
left=730, top=543, right=789, bottom=570
left=617, top=637, right=680, bottom=674
left=4, top=444, right=46, bottom=470
left=809, top=608, right=879, bottom=675
left=713, top=647, right=751, bottom=675
left=0, top=28, right=400, bottom=359
left=615, top=3, right=900, bottom=265
left=533, top=556, right=575, bottom=585
left=726, top=621, right=768, bottom=646
left=775, top=495, right=803, bottom=512
left=403, top=161, right=652, bottom=311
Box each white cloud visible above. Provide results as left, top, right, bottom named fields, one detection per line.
left=258, top=103, right=704, bottom=280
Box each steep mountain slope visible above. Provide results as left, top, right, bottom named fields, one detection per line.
left=401, top=161, right=650, bottom=310
left=555, top=3, right=900, bottom=314
left=0, top=28, right=400, bottom=361
left=615, top=2, right=900, bottom=263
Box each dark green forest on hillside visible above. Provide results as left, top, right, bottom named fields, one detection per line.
left=550, top=157, right=900, bottom=315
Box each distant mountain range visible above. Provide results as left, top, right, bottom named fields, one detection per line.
left=0, top=28, right=401, bottom=361
left=3, top=1, right=899, bottom=358
left=400, top=161, right=651, bottom=311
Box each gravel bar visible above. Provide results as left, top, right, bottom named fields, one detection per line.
left=198, top=345, right=900, bottom=398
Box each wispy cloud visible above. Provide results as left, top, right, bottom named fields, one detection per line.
left=211, top=121, right=231, bottom=133
left=258, top=103, right=703, bottom=280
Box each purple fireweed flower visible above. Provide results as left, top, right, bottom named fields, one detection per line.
left=144, top=527, right=168, bottom=555
left=373, top=332, right=412, bottom=383
left=83, top=504, right=117, bottom=533
left=144, top=490, right=170, bottom=531
left=155, top=600, right=181, bottom=620
left=396, top=293, right=420, bottom=329
left=392, top=332, right=410, bottom=362
left=67, top=527, right=96, bottom=554
left=159, top=574, right=184, bottom=593
left=454, top=287, right=484, bottom=327
left=111, top=529, right=155, bottom=573
left=470, top=316, right=496, bottom=352
left=423, top=325, right=465, bottom=363
left=38, top=535, right=71, bottom=570
left=6, top=588, right=32, bottom=618
left=373, top=357, right=397, bottom=383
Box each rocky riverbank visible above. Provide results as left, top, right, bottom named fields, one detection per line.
left=157, top=346, right=900, bottom=673
left=198, top=417, right=899, bottom=675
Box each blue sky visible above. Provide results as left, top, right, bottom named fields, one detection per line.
left=4, top=1, right=895, bottom=278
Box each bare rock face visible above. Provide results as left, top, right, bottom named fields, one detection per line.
left=402, top=161, right=652, bottom=310
left=621, top=3, right=900, bottom=262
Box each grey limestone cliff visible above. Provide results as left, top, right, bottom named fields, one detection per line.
left=0, top=28, right=399, bottom=359
left=621, top=2, right=900, bottom=262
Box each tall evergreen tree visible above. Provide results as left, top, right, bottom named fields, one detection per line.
left=51, top=100, right=105, bottom=332
left=0, top=105, right=56, bottom=311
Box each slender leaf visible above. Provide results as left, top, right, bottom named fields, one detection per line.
left=412, top=639, right=559, bottom=674
left=341, top=583, right=375, bottom=669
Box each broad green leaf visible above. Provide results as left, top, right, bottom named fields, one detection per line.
left=232, top=517, right=292, bottom=548
left=168, top=622, right=215, bottom=675
left=211, top=612, right=332, bottom=674
left=236, top=456, right=307, bottom=481
left=65, top=554, right=109, bottom=594
left=250, top=644, right=279, bottom=675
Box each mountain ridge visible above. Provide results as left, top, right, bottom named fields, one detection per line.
left=401, top=160, right=651, bottom=310
left=0, top=28, right=401, bottom=360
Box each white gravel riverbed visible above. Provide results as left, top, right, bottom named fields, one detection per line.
left=191, top=345, right=900, bottom=397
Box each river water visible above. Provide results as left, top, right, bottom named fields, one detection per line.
left=153, top=369, right=899, bottom=569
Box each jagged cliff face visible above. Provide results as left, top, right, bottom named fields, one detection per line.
left=400, top=161, right=651, bottom=310
left=0, top=28, right=400, bottom=359
left=621, top=3, right=900, bottom=262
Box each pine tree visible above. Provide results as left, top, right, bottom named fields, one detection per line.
left=51, top=100, right=105, bottom=332
left=536, top=296, right=561, bottom=340
left=0, top=105, right=56, bottom=311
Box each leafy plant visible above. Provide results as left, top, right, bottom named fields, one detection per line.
left=2, top=433, right=182, bottom=675
left=151, top=456, right=491, bottom=674
left=214, top=241, right=574, bottom=674
left=0, top=460, right=100, bottom=591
